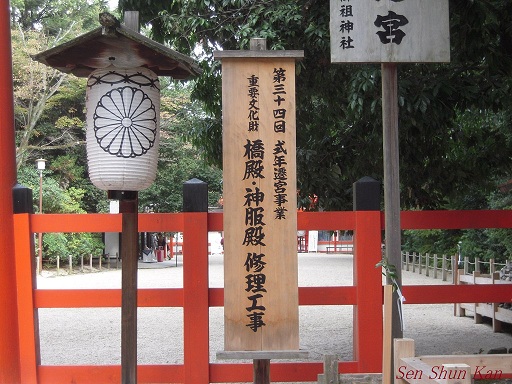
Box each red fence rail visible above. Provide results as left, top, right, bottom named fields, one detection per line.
left=13, top=210, right=512, bottom=383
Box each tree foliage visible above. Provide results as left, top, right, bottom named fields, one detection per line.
left=119, top=0, right=512, bottom=211
left=11, top=0, right=224, bottom=264
left=10, top=0, right=109, bottom=33
left=139, top=81, right=223, bottom=212
left=11, top=0, right=110, bottom=170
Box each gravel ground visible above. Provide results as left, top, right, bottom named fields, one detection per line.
left=36, top=253, right=512, bottom=377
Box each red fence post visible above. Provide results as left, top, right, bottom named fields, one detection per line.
left=183, top=179, right=210, bottom=383
left=14, top=213, right=40, bottom=384
left=353, top=177, right=383, bottom=372
left=0, top=1, right=21, bottom=380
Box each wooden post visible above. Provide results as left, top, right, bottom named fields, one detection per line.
left=183, top=179, right=209, bottom=384
left=116, top=19, right=143, bottom=383
left=491, top=272, right=501, bottom=332
left=425, top=253, right=430, bottom=277
left=353, top=177, right=383, bottom=373
left=473, top=271, right=482, bottom=324
left=0, top=15, right=21, bottom=374
left=382, top=285, right=393, bottom=384
left=442, top=254, right=447, bottom=281
left=13, top=186, right=40, bottom=384
left=382, top=62, right=403, bottom=344
left=439, top=364, right=471, bottom=384
left=451, top=255, right=457, bottom=284
left=393, top=339, right=415, bottom=384
left=112, top=190, right=139, bottom=384
left=254, top=359, right=270, bottom=384
left=318, top=355, right=339, bottom=384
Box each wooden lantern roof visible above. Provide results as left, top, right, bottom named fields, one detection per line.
left=32, top=13, right=202, bottom=79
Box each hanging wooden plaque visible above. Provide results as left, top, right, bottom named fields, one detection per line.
left=330, top=0, right=450, bottom=63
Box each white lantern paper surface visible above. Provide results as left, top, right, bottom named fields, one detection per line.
left=86, top=66, right=160, bottom=191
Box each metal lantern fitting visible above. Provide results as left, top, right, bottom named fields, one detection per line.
left=36, top=158, right=46, bottom=171
left=33, top=12, right=201, bottom=192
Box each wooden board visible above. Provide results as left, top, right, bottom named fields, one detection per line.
left=221, top=57, right=299, bottom=351
left=330, top=0, right=450, bottom=63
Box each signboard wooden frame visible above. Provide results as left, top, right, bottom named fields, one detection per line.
left=215, top=49, right=303, bottom=351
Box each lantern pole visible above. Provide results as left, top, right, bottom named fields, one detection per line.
left=36, top=158, right=46, bottom=274
left=110, top=190, right=139, bottom=384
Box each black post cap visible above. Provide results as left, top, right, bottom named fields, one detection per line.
left=353, top=176, right=381, bottom=211
left=13, top=183, right=34, bottom=214
left=183, top=178, right=208, bottom=213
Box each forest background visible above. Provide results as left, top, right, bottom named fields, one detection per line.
left=10, top=0, right=512, bottom=265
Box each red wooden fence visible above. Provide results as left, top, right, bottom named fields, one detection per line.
left=13, top=210, right=512, bottom=383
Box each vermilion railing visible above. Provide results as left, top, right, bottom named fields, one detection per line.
left=13, top=210, right=512, bottom=383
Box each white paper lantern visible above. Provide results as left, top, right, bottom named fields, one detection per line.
left=86, top=66, right=160, bottom=191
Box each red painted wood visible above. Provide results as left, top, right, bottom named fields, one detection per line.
left=0, top=2, right=20, bottom=379
left=35, top=286, right=359, bottom=309
left=298, top=211, right=356, bottom=230
left=14, top=214, right=39, bottom=384
left=400, top=210, right=512, bottom=230
left=38, top=365, right=121, bottom=384
left=35, top=289, right=121, bottom=308
left=30, top=213, right=187, bottom=233
left=208, top=361, right=359, bottom=383
left=14, top=209, right=512, bottom=383
left=353, top=211, right=383, bottom=373
left=31, top=214, right=122, bottom=233
left=35, top=289, right=184, bottom=308
left=403, top=284, right=512, bottom=304
left=207, top=211, right=223, bottom=231
left=38, top=365, right=186, bottom=384
left=299, top=286, right=357, bottom=305
left=209, top=287, right=224, bottom=307
left=138, top=212, right=184, bottom=232
left=183, top=212, right=210, bottom=384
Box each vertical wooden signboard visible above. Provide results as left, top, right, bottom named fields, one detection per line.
left=215, top=49, right=303, bottom=351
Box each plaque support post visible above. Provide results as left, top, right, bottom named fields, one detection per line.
left=382, top=63, right=403, bottom=383
left=217, top=350, right=309, bottom=384
left=109, top=190, right=139, bottom=384
left=254, top=359, right=270, bottom=384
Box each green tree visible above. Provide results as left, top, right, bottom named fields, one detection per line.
left=11, top=0, right=109, bottom=33
left=119, top=0, right=512, bottom=212
left=12, top=0, right=110, bottom=171
left=139, top=80, right=223, bottom=212
left=17, top=165, right=104, bottom=264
